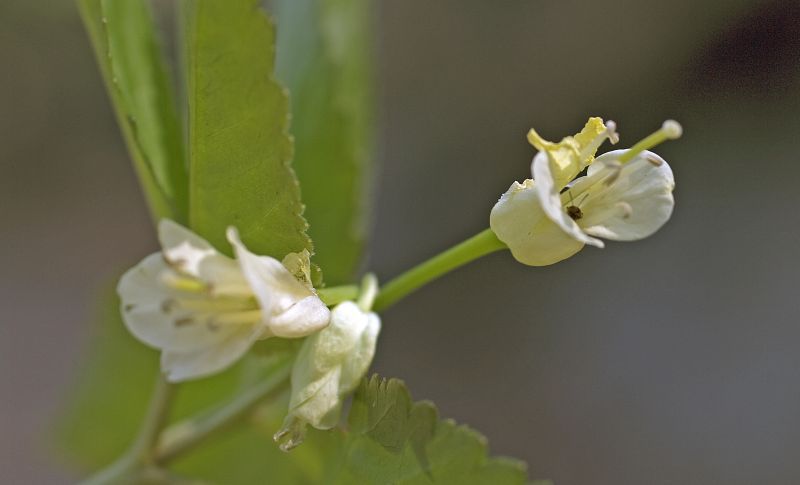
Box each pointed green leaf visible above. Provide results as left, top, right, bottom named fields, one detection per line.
left=79, top=0, right=188, bottom=223
left=184, top=0, right=312, bottom=260
left=274, top=0, right=375, bottom=284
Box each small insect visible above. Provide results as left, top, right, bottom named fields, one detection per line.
left=565, top=189, right=584, bottom=220
left=566, top=205, right=583, bottom=220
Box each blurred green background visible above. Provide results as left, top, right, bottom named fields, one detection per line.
left=2, top=0, right=800, bottom=483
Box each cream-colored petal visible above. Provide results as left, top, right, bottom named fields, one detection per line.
left=532, top=152, right=605, bottom=248
left=118, top=254, right=256, bottom=353
left=579, top=150, right=675, bottom=241
left=160, top=325, right=259, bottom=382
left=490, top=179, right=586, bottom=266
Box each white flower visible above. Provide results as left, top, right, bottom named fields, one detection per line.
left=274, top=300, right=381, bottom=451
left=117, top=220, right=331, bottom=382
left=490, top=118, right=679, bottom=266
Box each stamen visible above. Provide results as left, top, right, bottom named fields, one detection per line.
left=605, top=120, right=619, bottom=144
left=617, top=119, right=683, bottom=164
left=212, top=309, right=262, bottom=325
left=174, top=297, right=257, bottom=313
left=661, top=119, right=683, bottom=139
left=579, top=119, right=620, bottom=160
left=160, top=271, right=209, bottom=294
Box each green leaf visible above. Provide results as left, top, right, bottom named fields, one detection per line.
left=274, top=0, right=375, bottom=284
left=184, top=0, right=313, bottom=260
left=332, top=375, right=531, bottom=485
left=78, top=0, right=188, bottom=223
left=57, top=287, right=291, bottom=478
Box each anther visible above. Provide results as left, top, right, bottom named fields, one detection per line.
left=605, top=120, right=619, bottom=144
left=174, top=317, right=194, bottom=327
left=662, top=120, right=683, bottom=139
left=645, top=154, right=663, bottom=166
left=161, top=299, right=177, bottom=313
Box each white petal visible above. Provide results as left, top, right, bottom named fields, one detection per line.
left=158, top=220, right=217, bottom=277
left=490, top=179, right=586, bottom=266
left=289, top=367, right=342, bottom=429
left=226, top=228, right=326, bottom=329
left=339, top=311, right=380, bottom=394
left=580, top=150, right=675, bottom=240
left=532, top=152, right=605, bottom=248
left=117, top=255, right=177, bottom=351
left=160, top=325, right=259, bottom=382
left=268, top=295, right=331, bottom=338
left=286, top=302, right=378, bottom=430
left=117, top=254, right=254, bottom=353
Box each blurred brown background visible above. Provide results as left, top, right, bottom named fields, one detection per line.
left=2, top=0, right=800, bottom=483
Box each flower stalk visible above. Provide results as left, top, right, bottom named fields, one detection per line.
left=372, top=229, right=506, bottom=312
left=155, top=359, right=292, bottom=464
left=80, top=374, right=175, bottom=485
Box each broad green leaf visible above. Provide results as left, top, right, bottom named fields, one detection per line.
left=78, top=0, right=188, bottom=223
left=328, top=375, right=531, bottom=485
left=184, top=0, right=313, bottom=260
left=274, top=0, right=375, bottom=284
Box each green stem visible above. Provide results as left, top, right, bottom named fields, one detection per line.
left=80, top=373, right=175, bottom=485
left=155, top=359, right=292, bottom=464
left=318, top=285, right=359, bottom=306
left=373, top=228, right=506, bottom=312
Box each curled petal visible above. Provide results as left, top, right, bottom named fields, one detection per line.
left=268, top=295, right=331, bottom=338
left=532, top=152, right=604, bottom=248
left=227, top=228, right=330, bottom=336
left=490, top=179, right=585, bottom=266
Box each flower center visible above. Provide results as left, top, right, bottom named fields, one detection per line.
left=161, top=270, right=261, bottom=328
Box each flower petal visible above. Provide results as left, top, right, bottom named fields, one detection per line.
left=227, top=228, right=330, bottom=336
left=118, top=254, right=257, bottom=353
left=579, top=150, right=675, bottom=241
left=160, top=325, right=259, bottom=382
left=339, top=311, right=380, bottom=394
left=532, top=152, right=605, bottom=248
left=268, top=295, right=331, bottom=338
left=285, top=301, right=379, bottom=430
left=158, top=220, right=217, bottom=277
left=490, top=179, right=585, bottom=266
